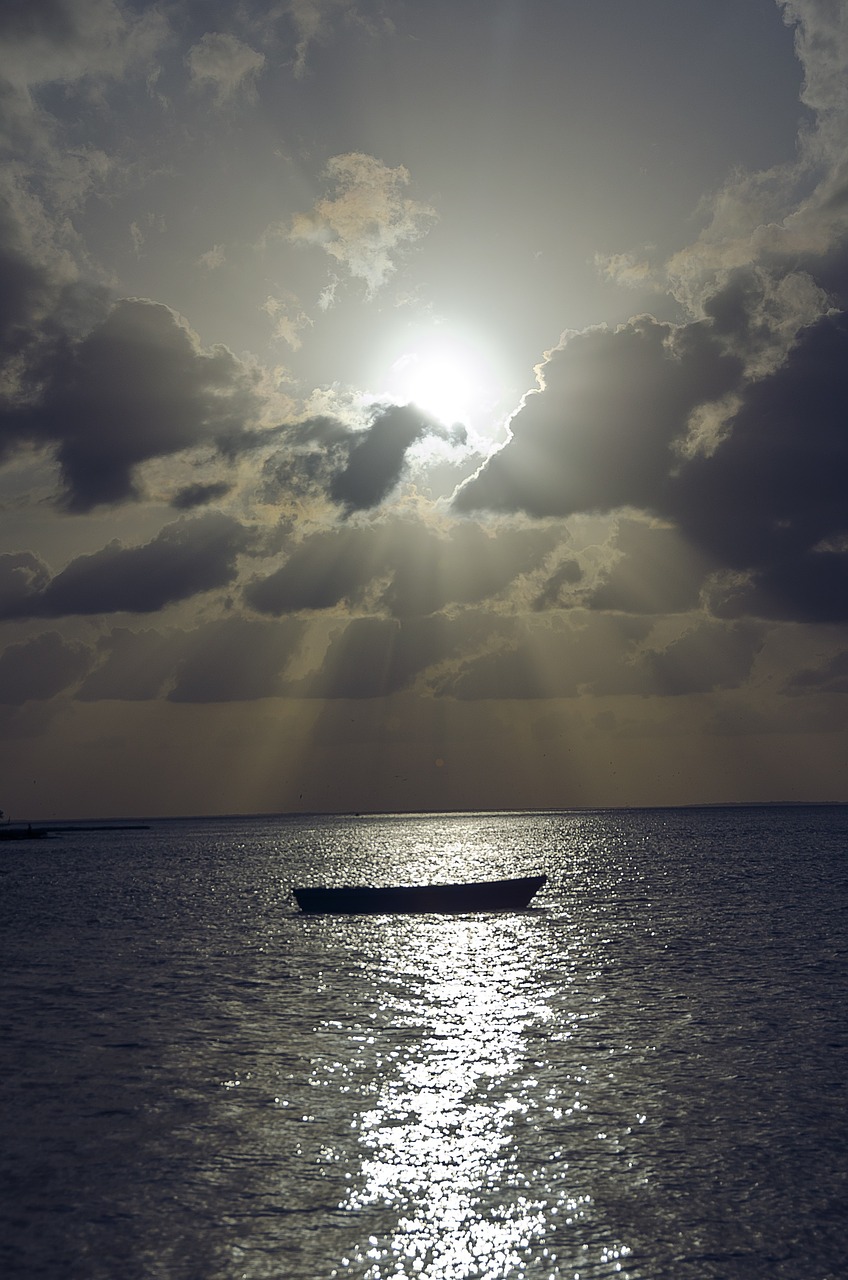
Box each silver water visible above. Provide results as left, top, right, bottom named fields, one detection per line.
left=1, top=807, right=846, bottom=1278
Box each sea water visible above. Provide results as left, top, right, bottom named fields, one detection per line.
left=1, top=807, right=846, bottom=1279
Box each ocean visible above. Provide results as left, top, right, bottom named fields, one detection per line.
left=1, top=806, right=846, bottom=1279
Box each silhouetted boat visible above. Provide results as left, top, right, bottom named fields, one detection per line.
left=293, top=873, right=547, bottom=914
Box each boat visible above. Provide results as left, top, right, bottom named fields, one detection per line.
left=293, top=873, right=547, bottom=914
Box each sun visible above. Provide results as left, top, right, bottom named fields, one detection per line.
left=391, top=348, right=477, bottom=424
left=368, top=325, right=507, bottom=433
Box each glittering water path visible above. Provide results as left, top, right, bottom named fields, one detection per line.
left=1, top=808, right=846, bottom=1277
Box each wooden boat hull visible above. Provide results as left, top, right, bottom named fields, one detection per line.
left=293, top=873, right=547, bottom=914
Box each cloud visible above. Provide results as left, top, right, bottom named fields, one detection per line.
left=289, top=614, right=463, bottom=699
left=0, top=514, right=255, bottom=618
left=640, top=1, right=848, bottom=364
left=262, top=294, right=312, bottom=349
left=285, top=0, right=382, bottom=79
left=2, top=298, right=263, bottom=510
left=329, top=404, right=449, bottom=512
left=452, top=0, right=848, bottom=633
left=171, top=480, right=234, bottom=510
left=0, top=553, right=51, bottom=615
left=453, top=316, right=741, bottom=520
left=708, top=552, right=848, bottom=624
left=428, top=612, right=763, bottom=702
left=651, top=2, right=848, bottom=324
left=0, top=195, right=58, bottom=348
left=0, top=0, right=167, bottom=93
left=583, top=520, right=715, bottom=615
left=0, top=0, right=167, bottom=178
left=668, top=308, right=848, bottom=620
left=75, top=616, right=307, bottom=702
left=258, top=415, right=351, bottom=508
left=0, top=2, right=167, bottom=334
left=0, top=0, right=845, bottom=807
left=429, top=612, right=654, bottom=701
left=0, top=630, right=89, bottom=703
left=185, top=33, right=265, bottom=103
left=259, top=404, right=462, bottom=514
left=244, top=518, right=560, bottom=618
left=286, top=152, right=437, bottom=297
left=0, top=185, right=99, bottom=418
left=287, top=0, right=345, bottom=76
left=130, top=216, right=166, bottom=258
left=245, top=524, right=381, bottom=614
left=642, top=620, right=766, bottom=696
left=197, top=244, right=226, bottom=271
left=454, top=299, right=848, bottom=625
left=530, top=558, right=583, bottom=612
left=784, top=648, right=848, bottom=695
left=671, top=310, right=848, bottom=562
left=168, top=616, right=306, bottom=702
left=76, top=627, right=184, bottom=701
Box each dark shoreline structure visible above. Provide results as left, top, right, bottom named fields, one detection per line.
left=294, top=873, right=547, bottom=914
left=0, top=824, right=150, bottom=841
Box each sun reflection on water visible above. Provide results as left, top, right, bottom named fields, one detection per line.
left=309, top=914, right=633, bottom=1280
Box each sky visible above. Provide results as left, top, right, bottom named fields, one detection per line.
left=1, top=0, right=847, bottom=820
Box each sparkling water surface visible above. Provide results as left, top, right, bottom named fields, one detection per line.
left=1, top=807, right=846, bottom=1279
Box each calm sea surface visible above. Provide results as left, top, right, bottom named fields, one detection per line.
left=1, top=807, right=846, bottom=1279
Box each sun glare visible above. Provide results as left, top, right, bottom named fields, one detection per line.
left=395, top=349, right=476, bottom=424
left=369, top=327, right=507, bottom=433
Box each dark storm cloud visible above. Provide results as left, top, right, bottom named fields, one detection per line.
left=76, top=628, right=185, bottom=701
left=0, top=553, right=50, bottom=617
left=260, top=405, right=464, bottom=514
left=378, top=520, right=554, bottom=620
left=76, top=616, right=305, bottom=703
left=453, top=317, right=741, bottom=520
left=290, top=608, right=514, bottom=700
left=258, top=416, right=350, bottom=504
left=0, top=630, right=89, bottom=703
left=430, top=613, right=654, bottom=701
left=287, top=616, right=447, bottom=700
left=0, top=177, right=266, bottom=506
left=171, top=480, right=234, bottom=510
left=2, top=299, right=263, bottom=511
left=244, top=519, right=560, bottom=618
left=167, top=616, right=305, bottom=702
left=669, top=309, right=848, bottom=562
left=784, top=649, right=848, bottom=695
left=708, top=553, right=848, bottom=624
left=0, top=196, right=112, bottom=455
left=667, top=305, right=848, bottom=623
left=329, top=404, right=459, bottom=512
left=245, top=525, right=376, bottom=613
left=0, top=514, right=255, bottom=618
left=430, top=613, right=763, bottom=702
left=453, top=297, right=848, bottom=625
left=642, top=621, right=766, bottom=696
